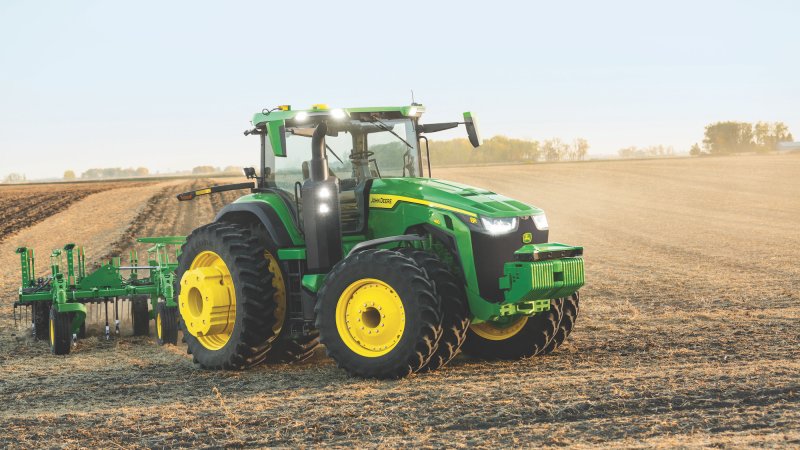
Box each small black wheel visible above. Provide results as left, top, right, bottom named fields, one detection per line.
left=32, top=302, right=51, bottom=340
left=49, top=308, right=72, bottom=355
left=156, top=302, right=178, bottom=345
left=131, top=295, right=150, bottom=336
left=397, top=248, right=469, bottom=372
left=77, top=319, right=87, bottom=339
left=316, top=249, right=442, bottom=379
left=542, top=292, right=580, bottom=354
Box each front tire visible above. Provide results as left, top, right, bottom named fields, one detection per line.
left=397, top=249, right=469, bottom=372
left=176, top=222, right=278, bottom=370
left=542, top=292, right=580, bottom=354
left=316, top=249, right=442, bottom=379
left=461, top=300, right=562, bottom=360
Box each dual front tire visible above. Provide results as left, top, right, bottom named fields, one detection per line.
left=316, top=249, right=444, bottom=379
left=460, top=292, right=581, bottom=360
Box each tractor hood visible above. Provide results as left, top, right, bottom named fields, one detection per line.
left=369, top=178, right=543, bottom=218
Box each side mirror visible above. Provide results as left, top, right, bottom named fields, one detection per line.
left=463, top=112, right=482, bottom=147
left=242, top=167, right=257, bottom=179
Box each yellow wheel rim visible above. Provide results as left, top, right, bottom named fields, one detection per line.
left=335, top=278, right=405, bottom=357
left=178, top=250, right=236, bottom=351
left=265, top=251, right=286, bottom=337
left=156, top=312, right=163, bottom=340
left=49, top=315, right=55, bottom=347
left=471, top=316, right=528, bottom=341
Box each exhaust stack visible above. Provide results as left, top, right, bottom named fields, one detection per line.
left=302, top=122, right=343, bottom=273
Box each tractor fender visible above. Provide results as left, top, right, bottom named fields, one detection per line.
left=215, top=202, right=294, bottom=248
left=346, top=234, right=425, bottom=257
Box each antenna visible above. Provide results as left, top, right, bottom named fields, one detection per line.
left=411, top=89, right=416, bottom=105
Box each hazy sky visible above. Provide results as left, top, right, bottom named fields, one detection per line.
left=1, top=1, right=798, bottom=179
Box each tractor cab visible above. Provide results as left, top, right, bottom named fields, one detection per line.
left=248, top=104, right=480, bottom=236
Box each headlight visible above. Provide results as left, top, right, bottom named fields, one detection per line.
left=480, top=216, right=518, bottom=235
left=533, top=214, right=548, bottom=230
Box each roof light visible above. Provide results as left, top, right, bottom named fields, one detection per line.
left=407, top=106, right=418, bottom=116
left=330, top=108, right=347, bottom=120
left=295, top=111, right=309, bottom=122
left=312, top=104, right=329, bottom=110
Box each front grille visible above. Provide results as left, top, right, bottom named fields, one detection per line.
left=470, top=217, right=548, bottom=302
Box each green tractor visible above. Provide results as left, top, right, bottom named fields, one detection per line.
left=174, top=104, right=584, bottom=378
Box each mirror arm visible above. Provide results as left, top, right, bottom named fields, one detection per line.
left=418, top=122, right=459, bottom=133
left=419, top=136, right=432, bottom=178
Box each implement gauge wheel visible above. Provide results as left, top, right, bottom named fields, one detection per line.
left=49, top=308, right=72, bottom=355
left=156, top=302, right=178, bottom=345
left=316, top=249, right=442, bottom=379
left=131, top=296, right=150, bottom=336
left=176, top=222, right=278, bottom=370
left=32, top=302, right=51, bottom=340
left=461, top=299, right=563, bottom=360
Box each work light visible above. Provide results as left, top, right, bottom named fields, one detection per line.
left=480, top=216, right=518, bottom=235
left=533, top=214, right=549, bottom=231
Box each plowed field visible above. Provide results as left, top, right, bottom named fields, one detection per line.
left=0, top=155, right=798, bottom=448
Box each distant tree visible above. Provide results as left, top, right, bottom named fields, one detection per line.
left=689, top=143, right=702, bottom=156
left=702, top=121, right=792, bottom=154
left=573, top=138, right=589, bottom=160
left=618, top=145, right=675, bottom=159
left=703, top=121, right=756, bottom=154
left=223, top=166, right=243, bottom=174
left=135, top=167, right=149, bottom=177
left=542, top=138, right=568, bottom=161
left=3, top=173, right=26, bottom=183
left=63, top=170, right=76, bottom=180
left=754, top=121, right=793, bottom=152
left=192, top=166, right=218, bottom=175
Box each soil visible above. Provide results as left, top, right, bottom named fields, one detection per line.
left=0, top=156, right=798, bottom=448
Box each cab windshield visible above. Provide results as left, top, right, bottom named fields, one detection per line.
left=266, top=118, right=419, bottom=193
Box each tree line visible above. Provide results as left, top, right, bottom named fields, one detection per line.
left=68, top=167, right=150, bottom=180
left=427, top=136, right=589, bottom=166
left=691, top=121, right=793, bottom=155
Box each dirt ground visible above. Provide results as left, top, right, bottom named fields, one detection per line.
left=0, top=155, right=798, bottom=448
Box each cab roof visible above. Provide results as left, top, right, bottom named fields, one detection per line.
left=251, top=104, right=425, bottom=127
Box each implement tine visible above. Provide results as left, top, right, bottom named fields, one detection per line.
left=114, top=297, right=120, bottom=335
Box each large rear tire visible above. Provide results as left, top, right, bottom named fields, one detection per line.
left=176, top=222, right=278, bottom=370
left=461, top=300, right=562, bottom=360
left=398, top=248, right=469, bottom=371
left=316, top=249, right=442, bottom=379
left=542, top=292, right=580, bottom=354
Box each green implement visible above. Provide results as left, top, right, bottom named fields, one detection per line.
left=13, top=237, right=184, bottom=355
